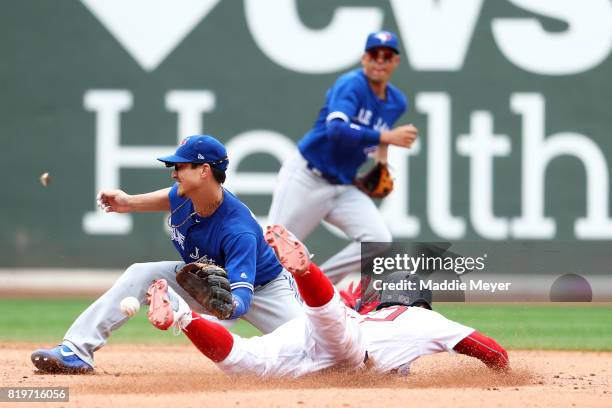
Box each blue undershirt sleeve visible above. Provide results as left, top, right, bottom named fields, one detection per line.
left=326, top=119, right=381, bottom=149
left=222, top=232, right=257, bottom=319
left=230, top=287, right=253, bottom=319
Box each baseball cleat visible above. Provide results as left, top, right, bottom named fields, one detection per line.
left=265, top=224, right=311, bottom=276
left=146, top=279, right=193, bottom=333
left=31, top=345, right=93, bottom=374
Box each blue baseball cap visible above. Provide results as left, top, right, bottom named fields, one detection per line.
left=158, top=135, right=229, bottom=171
left=365, top=31, right=400, bottom=54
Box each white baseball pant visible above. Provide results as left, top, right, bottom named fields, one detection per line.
left=217, top=294, right=366, bottom=378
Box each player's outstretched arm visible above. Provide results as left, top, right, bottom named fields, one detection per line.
left=97, top=187, right=171, bottom=213
left=453, top=330, right=510, bottom=371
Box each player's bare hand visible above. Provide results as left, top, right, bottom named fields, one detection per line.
left=97, top=190, right=132, bottom=213
left=380, top=124, right=418, bottom=148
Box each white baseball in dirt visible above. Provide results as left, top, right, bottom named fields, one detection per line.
left=120, top=296, right=140, bottom=317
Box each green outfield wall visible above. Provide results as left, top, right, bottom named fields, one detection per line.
left=1, top=0, right=611, bottom=267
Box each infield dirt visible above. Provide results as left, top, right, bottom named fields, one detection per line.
left=2, top=343, right=611, bottom=407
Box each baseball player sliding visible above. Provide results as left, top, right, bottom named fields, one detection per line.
left=268, top=30, right=418, bottom=284
left=31, top=135, right=303, bottom=374
left=145, top=224, right=509, bottom=378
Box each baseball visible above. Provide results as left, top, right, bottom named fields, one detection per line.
left=120, top=296, right=140, bottom=317
left=39, top=172, right=51, bottom=187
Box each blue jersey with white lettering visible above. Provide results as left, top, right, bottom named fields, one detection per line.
left=167, top=184, right=282, bottom=293
left=298, top=68, right=407, bottom=184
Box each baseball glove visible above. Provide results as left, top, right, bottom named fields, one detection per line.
left=354, top=162, right=394, bottom=198
left=176, top=263, right=234, bottom=320
left=339, top=277, right=380, bottom=314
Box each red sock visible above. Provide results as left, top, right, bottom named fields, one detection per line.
left=182, top=311, right=234, bottom=362
left=294, top=262, right=335, bottom=307
left=453, top=330, right=509, bottom=371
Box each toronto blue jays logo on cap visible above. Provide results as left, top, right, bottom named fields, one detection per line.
left=375, top=32, right=393, bottom=43
left=158, top=134, right=229, bottom=171
left=365, top=30, right=400, bottom=54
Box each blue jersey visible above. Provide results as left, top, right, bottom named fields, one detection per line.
left=167, top=184, right=282, bottom=293
left=298, top=68, right=407, bottom=184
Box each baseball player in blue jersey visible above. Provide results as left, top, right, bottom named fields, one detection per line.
left=268, top=31, right=418, bottom=283
left=31, top=135, right=303, bottom=374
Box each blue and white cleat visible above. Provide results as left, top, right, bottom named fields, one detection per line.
left=31, top=344, right=93, bottom=374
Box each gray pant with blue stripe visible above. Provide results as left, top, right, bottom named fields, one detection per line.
left=62, top=261, right=303, bottom=367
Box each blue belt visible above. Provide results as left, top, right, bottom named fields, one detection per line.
left=306, top=163, right=343, bottom=185
left=255, top=276, right=275, bottom=289
left=255, top=269, right=282, bottom=289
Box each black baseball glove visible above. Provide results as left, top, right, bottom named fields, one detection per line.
left=176, top=263, right=235, bottom=320
left=354, top=162, right=394, bottom=198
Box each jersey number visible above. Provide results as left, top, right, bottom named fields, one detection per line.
left=363, top=305, right=408, bottom=322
